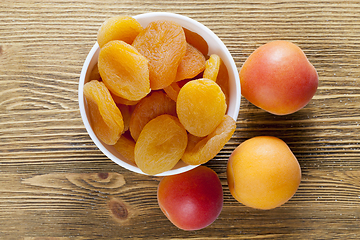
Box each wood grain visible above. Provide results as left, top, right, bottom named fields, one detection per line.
left=1, top=0, right=360, bottom=239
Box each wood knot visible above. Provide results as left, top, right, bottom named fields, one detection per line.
left=98, top=172, right=109, bottom=179
left=109, top=199, right=128, bottom=220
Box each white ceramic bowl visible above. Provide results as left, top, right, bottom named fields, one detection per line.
left=79, top=12, right=241, bottom=176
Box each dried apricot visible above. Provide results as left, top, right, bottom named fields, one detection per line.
left=111, top=92, right=139, bottom=106
left=83, top=80, right=124, bottom=145
left=132, top=20, right=186, bottom=90
left=163, top=82, right=181, bottom=102
left=129, top=91, right=177, bottom=141
left=113, top=132, right=136, bottom=164
left=135, top=114, right=188, bottom=175
left=216, top=59, right=230, bottom=109
left=182, top=115, right=236, bottom=165
left=183, top=27, right=208, bottom=56
left=177, top=79, right=191, bottom=88
left=98, top=40, right=150, bottom=101
left=89, top=63, right=101, bottom=82
left=97, top=16, right=143, bottom=48
left=175, top=43, right=206, bottom=82
left=203, top=54, right=221, bottom=82
left=117, top=104, right=131, bottom=132
left=177, top=78, right=227, bottom=137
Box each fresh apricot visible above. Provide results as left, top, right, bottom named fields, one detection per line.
left=157, top=166, right=223, bottom=230
left=239, top=40, right=318, bottom=115
left=227, top=136, right=301, bottom=210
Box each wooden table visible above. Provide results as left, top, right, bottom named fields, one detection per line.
left=1, top=0, right=359, bottom=239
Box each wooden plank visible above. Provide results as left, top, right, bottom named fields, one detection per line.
left=0, top=0, right=360, bottom=239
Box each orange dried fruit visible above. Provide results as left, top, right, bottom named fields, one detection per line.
left=111, top=92, right=140, bottom=106
left=163, top=82, right=181, bottom=102
left=113, top=132, right=136, bottom=164
left=182, top=115, right=236, bottom=165
left=117, top=104, right=131, bottom=132
left=98, top=40, right=150, bottom=101
left=89, top=63, right=101, bottom=82
left=183, top=27, right=209, bottom=56
left=177, top=78, right=227, bottom=137
left=216, top=59, right=230, bottom=109
left=135, top=114, right=188, bottom=175
left=83, top=80, right=124, bottom=145
left=97, top=16, right=143, bottom=48
left=175, top=43, right=206, bottom=82
left=163, top=79, right=194, bottom=102
left=203, top=54, right=221, bottom=82
left=177, top=79, right=192, bottom=88
left=129, top=91, right=177, bottom=141
left=132, top=20, right=186, bottom=90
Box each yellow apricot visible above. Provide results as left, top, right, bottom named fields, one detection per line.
left=227, top=136, right=301, bottom=210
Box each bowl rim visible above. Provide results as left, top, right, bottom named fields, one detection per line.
left=78, top=12, right=240, bottom=176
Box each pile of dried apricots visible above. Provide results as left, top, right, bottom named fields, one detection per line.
left=83, top=16, right=236, bottom=175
